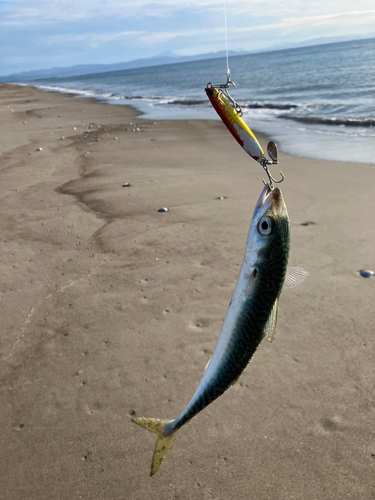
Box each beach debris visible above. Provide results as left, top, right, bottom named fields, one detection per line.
left=359, top=269, right=374, bottom=278
left=157, top=207, right=169, bottom=213
left=122, top=183, right=132, bottom=187
left=301, top=221, right=316, bottom=226
left=35, top=147, right=43, bottom=151
left=133, top=184, right=308, bottom=475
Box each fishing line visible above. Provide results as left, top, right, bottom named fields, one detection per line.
left=206, top=1, right=283, bottom=187
left=224, top=0, right=230, bottom=79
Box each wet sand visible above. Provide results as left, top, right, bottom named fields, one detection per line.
left=1, top=83, right=375, bottom=500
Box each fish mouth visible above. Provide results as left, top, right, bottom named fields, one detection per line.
left=256, top=184, right=287, bottom=217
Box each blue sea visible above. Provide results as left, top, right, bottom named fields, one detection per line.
left=29, top=38, right=375, bottom=164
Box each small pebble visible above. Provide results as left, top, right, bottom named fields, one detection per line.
left=23, top=121, right=27, bottom=124
left=73, top=127, right=77, bottom=130
left=61, top=136, right=65, bottom=139
left=301, top=221, right=316, bottom=226
left=122, top=183, right=132, bottom=187
left=359, top=269, right=374, bottom=278
left=35, top=147, right=43, bottom=151
left=157, top=207, right=169, bottom=213
left=216, top=196, right=227, bottom=200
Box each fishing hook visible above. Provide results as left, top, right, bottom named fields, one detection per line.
left=260, top=160, right=284, bottom=190
left=260, top=140, right=284, bottom=189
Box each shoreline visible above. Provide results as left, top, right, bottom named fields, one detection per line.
left=10, top=80, right=375, bottom=166
left=1, top=83, right=375, bottom=499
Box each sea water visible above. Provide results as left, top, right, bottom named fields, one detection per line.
left=29, top=38, right=375, bottom=164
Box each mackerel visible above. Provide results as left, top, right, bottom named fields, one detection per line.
left=133, top=183, right=291, bottom=475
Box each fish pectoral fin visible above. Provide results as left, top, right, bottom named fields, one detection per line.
left=283, top=267, right=309, bottom=288
left=132, top=417, right=178, bottom=476
left=264, top=298, right=279, bottom=343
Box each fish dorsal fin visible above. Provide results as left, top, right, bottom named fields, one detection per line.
left=283, top=267, right=309, bottom=288
left=264, top=298, right=278, bottom=343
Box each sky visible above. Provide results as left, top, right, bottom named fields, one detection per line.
left=1, top=0, right=375, bottom=75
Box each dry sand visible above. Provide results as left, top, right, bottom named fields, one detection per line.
left=1, top=83, right=374, bottom=499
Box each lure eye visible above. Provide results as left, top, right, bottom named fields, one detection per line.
left=258, top=216, right=273, bottom=235
left=207, top=89, right=214, bottom=96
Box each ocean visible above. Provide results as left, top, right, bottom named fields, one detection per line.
left=27, top=38, right=375, bottom=164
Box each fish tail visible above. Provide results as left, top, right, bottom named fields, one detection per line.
left=132, top=417, right=178, bottom=475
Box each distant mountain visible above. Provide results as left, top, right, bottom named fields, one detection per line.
left=263, top=33, right=375, bottom=52
left=1, top=34, right=374, bottom=82
left=0, top=50, right=246, bottom=82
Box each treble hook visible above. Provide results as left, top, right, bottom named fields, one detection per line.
left=261, top=161, right=284, bottom=190
left=260, top=141, right=284, bottom=189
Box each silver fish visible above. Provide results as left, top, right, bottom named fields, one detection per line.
left=133, top=184, right=302, bottom=475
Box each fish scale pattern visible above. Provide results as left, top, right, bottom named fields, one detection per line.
left=171, top=216, right=290, bottom=431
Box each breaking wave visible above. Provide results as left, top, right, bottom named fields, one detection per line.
left=281, top=115, right=375, bottom=127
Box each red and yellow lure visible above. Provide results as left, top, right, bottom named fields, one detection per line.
left=205, top=79, right=283, bottom=188
left=206, top=83, right=264, bottom=161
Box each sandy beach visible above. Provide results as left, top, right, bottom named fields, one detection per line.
left=1, top=83, right=374, bottom=499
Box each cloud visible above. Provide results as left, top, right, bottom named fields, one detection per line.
left=1, top=0, right=375, bottom=74
left=45, top=27, right=220, bottom=49
left=2, top=0, right=374, bottom=25
left=234, top=9, right=375, bottom=33
left=42, top=8, right=375, bottom=49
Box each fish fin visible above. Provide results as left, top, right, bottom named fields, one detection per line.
left=283, top=267, right=309, bottom=288
left=264, top=298, right=278, bottom=343
left=132, top=417, right=178, bottom=476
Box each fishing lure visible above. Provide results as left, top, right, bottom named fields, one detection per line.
left=206, top=79, right=283, bottom=189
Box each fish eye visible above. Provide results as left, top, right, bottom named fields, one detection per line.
left=258, top=216, right=273, bottom=235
